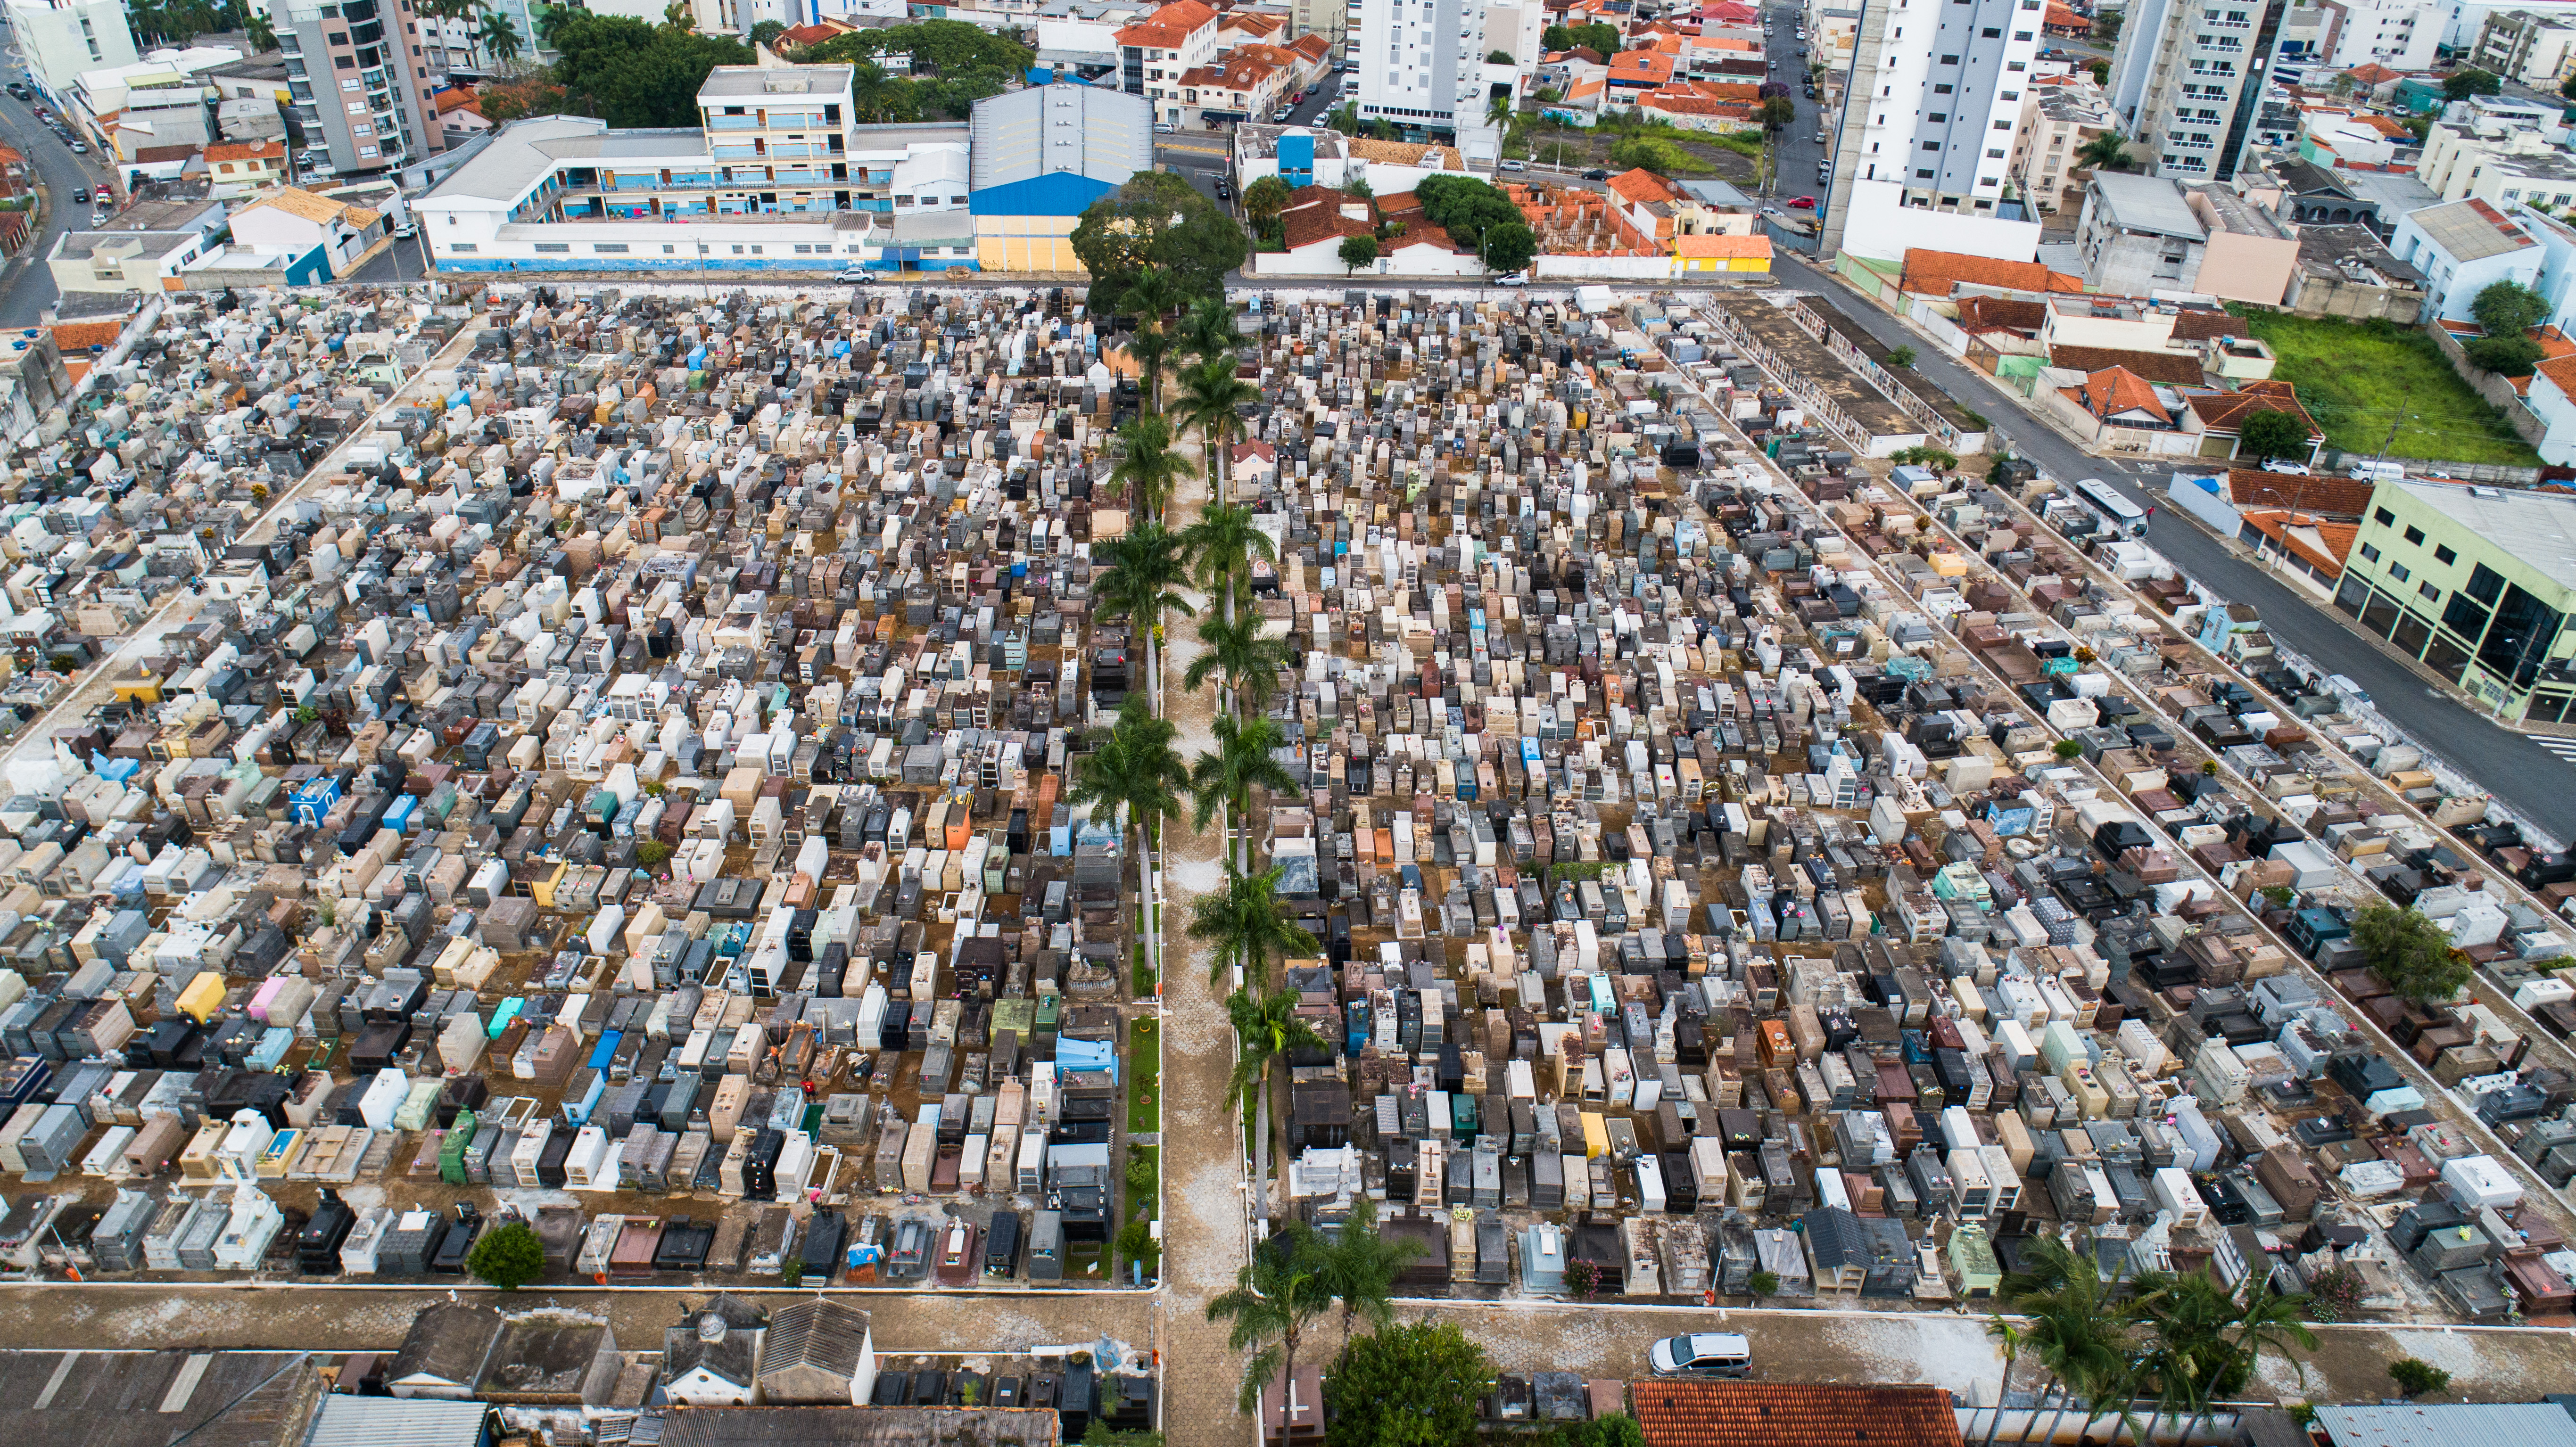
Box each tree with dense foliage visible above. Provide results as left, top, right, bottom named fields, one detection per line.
left=1227, top=987, right=1322, bottom=1228
left=1207, top=1222, right=1336, bottom=1413
left=1483, top=222, right=1538, bottom=276
left=246, top=11, right=277, bottom=50
left=1414, top=173, right=1524, bottom=251
left=1243, top=175, right=1293, bottom=239
left=2237, top=408, right=2313, bottom=459
left=2353, top=901, right=2470, bottom=1002
left=1186, top=861, right=1317, bottom=987
left=2004, top=1237, right=2137, bottom=1447
left=1550, top=1418, right=1648, bottom=1447
left=1073, top=173, right=1247, bottom=316
left=1181, top=297, right=1245, bottom=366
left=2389, top=1359, right=2451, bottom=1398
left=2472, top=278, right=2550, bottom=338
left=546, top=10, right=751, bottom=128
left=2445, top=67, right=2502, bottom=99
left=479, top=8, right=524, bottom=65
left=479, top=73, right=569, bottom=122
left=1338, top=234, right=1378, bottom=274
left=1759, top=93, right=1796, bottom=131
left=1115, top=265, right=1180, bottom=413
left=1092, top=517, right=1193, bottom=714
left=1542, top=20, right=1621, bottom=53
left=748, top=18, right=786, bottom=47
left=1322, top=1320, right=1496, bottom=1447
left=1181, top=501, right=1276, bottom=628
left=1174, top=354, right=1258, bottom=506
left=465, top=1220, right=546, bottom=1289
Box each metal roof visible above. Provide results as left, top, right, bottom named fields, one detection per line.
left=2405, top=199, right=2534, bottom=263
left=2390, top=477, right=2576, bottom=593
left=2319, top=1404, right=2576, bottom=1447
left=305, top=1395, right=490, bottom=1447
left=968, top=83, right=1153, bottom=195
left=2088, top=171, right=2207, bottom=241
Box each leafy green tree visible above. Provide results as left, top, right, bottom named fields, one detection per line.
left=1228, top=987, right=1322, bottom=1228
left=2444, top=67, right=2502, bottom=99
left=465, top=1219, right=546, bottom=1290
left=1181, top=298, right=1246, bottom=366
left=1339, top=234, right=1379, bottom=274
left=1073, top=173, right=1248, bottom=318
left=1189, top=713, right=1296, bottom=871
left=2237, top=407, right=2313, bottom=458
left=1487, top=48, right=1515, bottom=63
left=246, top=11, right=277, bottom=50
left=1317, top=1195, right=1418, bottom=1335
left=2353, top=901, right=2469, bottom=1002
left=1748, top=1268, right=1780, bottom=1299
left=2005, top=1237, right=2137, bottom=1447
left=1242, top=175, right=1293, bottom=238
left=2471, top=278, right=2550, bottom=338
left=1182, top=502, right=1278, bottom=625
left=1483, top=222, right=1537, bottom=277
left=748, top=18, right=787, bottom=47
left=2089, top=59, right=2110, bottom=85
left=1553, top=1418, right=1648, bottom=1447
left=1414, top=173, right=1524, bottom=250
left=1186, top=860, right=1317, bottom=988
left=546, top=9, right=751, bottom=127
left=1322, top=1320, right=1495, bottom=1447
left=479, top=74, right=568, bottom=123
left=1207, top=1221, right=1336, bottom=1413
left=1759, top=93, right=1796, bottom=131
left=2388, top=1358, right=2451, bottom=1397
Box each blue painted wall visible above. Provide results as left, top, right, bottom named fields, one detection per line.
left=968, top=171, right=1119, bottom=217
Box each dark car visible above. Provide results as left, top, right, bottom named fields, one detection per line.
left=1582, top=168, right=1609, bottom=180
left=3, top=84, right=25, bottom=100
left=1215, top=178, right=1232, bottom=199
left=70, top=187, right=86, bottom=204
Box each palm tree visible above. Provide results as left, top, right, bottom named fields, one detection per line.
left=1109, top=414, right=1186, bottom=519
left=1228, top=986, right=1322, bottom=1229
left=1173, top=353, right=1259, bottom=506
left=2011, top=1241, right=2137, bottom=1447
left=1190, top=712, right=1296, bottom=871
left=1317, top=1194, right=1419, bottom=1336
left=1206, top=1220, right=1335, bottom=1414
left=1181, top=295, right=1244, bottom=364
left=246, top=11, right=277, bottom=51
left=1093, top=518, right=1194, bottom=717
left=851, top=61, right=897, bottom=121
left=1187, top=859, right=1318, bottom=988
left=2076, top=130, right=2129, bottom=173
left=2230, top=1283, right=2319, bottom=1401
left=1121, top=265, right=1180, bottom=411
left=479, top=7, right=523, bottom=66
left=1184, top=611, right=1289, bottom=718
left=1183, top=502, right=1278, bottom=622
left=1982, top=1316, right=2024, bottom=1447
left=1067, top=696, right=1188, bottom=937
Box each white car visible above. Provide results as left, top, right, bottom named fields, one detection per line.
left=2259, top=460, right=2309, bottom=475
left=1649, top=1333, right=1752, bottom=1377
left=837, top=268, right=875, bottom=284
left=1493, top=271, right=1528, bottom=285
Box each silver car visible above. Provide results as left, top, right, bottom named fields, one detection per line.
left=1648, top=1332, right=1752, bottom=1377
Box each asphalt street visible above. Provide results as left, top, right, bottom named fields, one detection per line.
left=1771, top=250, right=2576, bottom=840
left=0, top=22, right=118, bottom=328
left=1761, top=2, right=1829, bottom=208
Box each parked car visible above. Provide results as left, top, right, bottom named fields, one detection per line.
left=70, top=187, right=86, bottom=204
left=1214, top=178, right=1232, bottom=199
left=888, top=1217, right=932, bottom=1280
left=1493, top=270, right=1529, bottom=286
left=1272, top=106, right=1293, bottom=122
left=1813, top=129, right=1826, bottom=143
left=1649, top=1333, right=1753, bottom=1378
left=392, top=221, right=417, bottom=239
left=68, top=140, right=84, bottom=153
left=934, top=1218, right=980, bottom=1285
left=3, top=84, right=25, bottom=100
left=1787, top=194, right=1817, bottom=208
left=836, top=267, right=874, bottom=283
left=1152, top=122, right=1176, bottom=134
left=1582, top=167, right=1609, bottom=179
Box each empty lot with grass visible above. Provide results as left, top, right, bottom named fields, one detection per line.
left=2237, top=311, right=2543, bottom=467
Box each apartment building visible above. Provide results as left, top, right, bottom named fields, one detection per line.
left=2306, top=0, right=2442, bottom=70
left=2473, top=8, right=2576, bottom=86
left=2, top=0, right=138, bottom=105
left=1819, top=0, right=2048, bottom=259
left=2008, top=74, right=2114, bottom=216
left=2419, top=100, right=2576, bottom=210
left=1355, top=0, right=1511, bottom=139
left=418, top=68, right=976, bottom=271
left=1117, top=0, right=1220, bottom=127
left=276, top=0, right=448, bottom=179
left=1294, top=0, right=1349, bottom=50
left=2107, top=0, right=2280, bottom=181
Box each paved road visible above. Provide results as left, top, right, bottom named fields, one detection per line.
left=0, top=25, right=119, bottom=329
left=1772, top=251, right=2576, bottom=841
left=1764, top=2, right=1830, bottom=206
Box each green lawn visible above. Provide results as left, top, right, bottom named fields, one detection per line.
left=1128, top=1017, right=1161, bottom=1135
left=2237, top=310, right=2543, bottom=467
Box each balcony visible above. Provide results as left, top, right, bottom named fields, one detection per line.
left=707, top=115, right=760, bottom=130
left=711, top=144, right=761, bottom=161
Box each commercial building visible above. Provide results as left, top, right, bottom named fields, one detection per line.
left=45, top=228, right=216, bottom=296
left=1818, top=0, right=2047, bottom=262
left=2334, top=478, right=2576, bottom=722
left=2, top=0, right=137, bottom=106
left=275, top=0, right=448, bottom=179
left=2106, top=0, right=2281, bottom=182
left=2008, top=75, right=2117, bottom=218
left=967, top=82, right=1152, bottom=272
left=2387, top=196, right=2546, bottom=324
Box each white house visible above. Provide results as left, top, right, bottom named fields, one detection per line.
left=229, top=188, right=383, bottom=278
left=660, top=1296, right=763, bottom=1407
left=2388, top=197, right=2543, bottom=324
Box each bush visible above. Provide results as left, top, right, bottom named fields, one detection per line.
left=2353, top=901, right=2471, bottom=1003
left=1748, top=1269, right=1779, bottom=1299
left=2238, top=408, right=2313, bottom=459
left=781, top=1256, right=805, bottom=1286
left=2054, top=740, right=2084, bottom=760
left=635, top=839, right=673, bottom=869
left=1115, top=1216, right=1159, bottom=1276
left=2465, top=335, right=2544, bottom=377
left=1888, top=345, right=1918, bottom=368
left=1565, top=1258, right=1600, bottom=1300
left=2304, top=1264, right=2365, bottom=1322
left=2388, top=1358, right=2451, bottom=1397
left=1607, top=135, right=1693, bottom=173
left=465, top=1220, right=545, bottom=1290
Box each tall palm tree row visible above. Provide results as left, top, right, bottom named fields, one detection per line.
left=1186, top=859, right=1316, bottom=989
left=1174, top=353, right=1259, bottom=509
left=1109, top=415, right=1186, bottom=519
left=1120, top=264, right=1180, bottom=418
left=1092, top=518, right=1193, bottom=720
left=1184, top=610, right=1288, bottom=721
left=1226, top=986, right=1321, bottom=1230
left=1982, top=1235, right=2319, bottom=1445
left=1065, top=696, right=1187, bottom=944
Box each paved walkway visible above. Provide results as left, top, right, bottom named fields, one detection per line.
left=1154, top=406, right=1262, bottom=1444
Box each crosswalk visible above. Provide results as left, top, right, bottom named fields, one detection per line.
left=2529, top=735, right=2576, bottom=768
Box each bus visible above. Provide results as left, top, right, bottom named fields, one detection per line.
left=2072, top=478, right=2149, bottom=537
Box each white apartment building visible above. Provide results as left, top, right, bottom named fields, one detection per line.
left=1355, top=0, right=1508, bottom=137
left=2445, top=0, right=2576, bottom=47
left=2316, top=0, right=2443, bottom=70
left=1820, top=0, right=2048, bottom=260
left=1296, top=0, right=1350, bottom=50
left=2109, top=0, right=2277, bottom=182
left=4, top=0, right=138, bottom=105
left=1116, top=0, right=1221, bottom=127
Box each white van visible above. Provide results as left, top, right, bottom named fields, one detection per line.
left=2348, top=460, right=2405, bottom=483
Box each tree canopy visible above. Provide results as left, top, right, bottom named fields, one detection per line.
left=2467, top=335, right=2546, bottom=376
left=479, top=74, right=570, bottom=124
left=2235, top=408, right=2312, bottom=459
left=546, top=10, right=752, bottom=128
left=1413, top=174, right=1524, bottom=252
left=1543, top=21, right=1622, bottom=54
left=1339, top=234, right=1379, bottom=273
left=1073, top=172, right=1248, bottom=313
left=2444, top=67, right=2502, bottom=99
left=1321, top=1321, right=1495, bottom=1447
left=465, top=1220, right=546, bottom=1290
left=1482, top=222, right=1537, bottom=276
left=793, top=20, right=1032, bottom=117
left=2353, top=902, right=2470, bottom=1002
left=2471, top=278, right=2550, bottom=338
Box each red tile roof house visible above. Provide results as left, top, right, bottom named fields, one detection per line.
left=1636, top=1382, right=1966, bottom=1447
left=2049, top=363, right=2196, bottom=449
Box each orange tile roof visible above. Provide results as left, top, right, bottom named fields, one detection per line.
left=1957, top=295, right=2046, bottom=332
left=1280, top=190, right=1376, bottom=250
left=2240, top=508, right=2358, bottom=576
left=2190, top=382, right=2324, bottom=446
left=2345, top=62, right=2400, bottom=84
left=49, top=320, right=125, bottom=352
left=1288, top=33, right=1332, bottom=61
left=1115, top=0, right=1216, bottom=49
left=1643, top=93, right=1755, bottom=118
left=1634, top=1383, right=1965, bottom=1447
left=2068, top=366, right=2172, bottom=424
left=435, top=89, right=483, bottom=116
left=2221, top=463, right=2363, bottom=517
left=1178, top=54, right=1279, bottom=90
left=205, top=140, right=284, bottom=164
left=2050, top=345, right=2204, bottom=385
left=1609, top=167, right=1688, bottom=206
left=1567, top=75, right=1608, bottom=99
left=2532, top=351, right=2576, bottom=402
left=1220, top=10, right=1283, bottom=35
left=1609, top=49, right=1676, bottom=83
left=1901, top=247, right=2086, bottom=296
left=1675, top=232, right=1770, bottom=258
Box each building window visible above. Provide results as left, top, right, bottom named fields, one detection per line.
left=2359, top=543, right=2381, bottom=562
left=534, top=242, right=569, bottom=252
left=451, top=243, right=477, bottom=252
left=2422, top=583, right=2441, bottom=601
left=2403, top=525, right=2425, bottom=545
left=2468, top=562, right=2506, bottom=604
left=2373, top=507, right=2395, bottom=526
left=2391, top=562, right=2411, bottom=583
left=594, top=243, right=628, bottom=253
left=2435, top=545, right=2457, bottom=566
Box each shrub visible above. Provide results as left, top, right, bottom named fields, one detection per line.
left=2053, top=740, right=2084, bottom=760
left=781, top=1257, right=805, bottom=1286
left=635, top=839, right=673, bottom=869
left=2466, top=334, right=2544, bottom=377
left=2304, top=1264, right=2364, bottom=1322
left=1888, top=345, right=1918, bottom=368
left=2388, top=1358, right=2450, bottom=1397
left=1115, top=1216, right=1159, bottom=1276
left=1565, top=1258, right=1600, bottom=1300
left=1748, top=1269, right=1779, bottom=1299
left=465, top=1220, right=545, bottom=1291
left=2353, top=901, right=2472, bottom=1003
